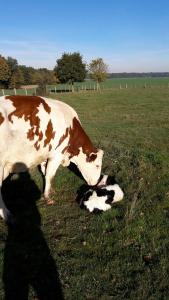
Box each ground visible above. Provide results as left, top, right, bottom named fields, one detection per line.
left=0, top=88, right=169, bottom=299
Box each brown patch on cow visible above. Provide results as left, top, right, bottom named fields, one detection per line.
left=6, top=95, right=51, bottom=150
left=27, top=127, right=35, bottom=141
left=38, top=131, right=43, bottom=141
left=86, top=153, right=97, bottom=162
left=56, top=127, right=69, bottom=149
left=64, top=117, right=97, bottom=162
left=62, top=146, right=68, bottom=154
left=0, top=112, right=4, bottom=125
left=44, top=120, right=55, bottom=147
left=34, top=141, right=40, bottom=151
left=6, top=96, right=51, bottom=122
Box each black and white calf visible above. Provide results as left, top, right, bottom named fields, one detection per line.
left=78, top=175, right=124, bottom=213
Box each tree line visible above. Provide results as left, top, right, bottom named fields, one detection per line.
left=0, top=53, right=108, bottom=89
left=0, top=55, right=57, bottom=88
left=108, top=72, right=169, bottom=78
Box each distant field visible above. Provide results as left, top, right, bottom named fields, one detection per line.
left=1, top=88, right=169, bottom=299
left=47, top=77, right=169, bottom=92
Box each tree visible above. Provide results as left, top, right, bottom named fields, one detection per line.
left=34, top=68, right=57, bottom=96
left=89, top=58, right=108, bottom=90
left=6, top=56, right=19, bottom=88
left=18, top=66, right=35, bottom=85
left=34, top=68, right=56, bottom=85
left=54, top=52, right=86, bottom=85
left=0, top=56, right=11, bottom=88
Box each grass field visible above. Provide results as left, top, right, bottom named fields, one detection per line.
left=1, top=88, right=169, bottom=299
left=47, top=77, right=169, bottom=92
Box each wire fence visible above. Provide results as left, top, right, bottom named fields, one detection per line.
left=0, top=87, right=37, bottom=97
left=1, top=78, right=169, bottom=96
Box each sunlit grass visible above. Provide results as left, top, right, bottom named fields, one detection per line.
left=1, top=88, right=169, bottom=299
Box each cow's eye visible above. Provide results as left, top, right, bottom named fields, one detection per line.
left=96, top=165, right=100, bottom=169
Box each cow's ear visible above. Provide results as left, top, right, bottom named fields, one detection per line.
left=87, top=153, right=97, bottom=162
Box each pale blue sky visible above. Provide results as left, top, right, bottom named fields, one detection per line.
left=0, top=0, right=169, bottom=72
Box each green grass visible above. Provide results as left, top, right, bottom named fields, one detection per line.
left=1, top=88, right=169, bottom=299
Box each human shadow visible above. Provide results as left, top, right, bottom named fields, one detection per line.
left=2, top=169, right=64, bottom=300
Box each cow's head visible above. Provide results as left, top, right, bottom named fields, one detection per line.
left=60, top=117, right=104, bottom=186
left=69, top=148, right=104, bottom=186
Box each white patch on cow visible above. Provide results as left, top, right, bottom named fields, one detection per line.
left=43, top=97, right=79, bottom=125
left=37, top=103, right=51, bottom=129
left=84, top=191, right=111, bottom=212
left=105, top=184, right=124, bottom=202
left=0, top=97, right=16, bottom=115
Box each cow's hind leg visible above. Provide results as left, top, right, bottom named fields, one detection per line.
left=44, top=156, right=62, bottom=205
left=0, top=166, right=11, bottom=222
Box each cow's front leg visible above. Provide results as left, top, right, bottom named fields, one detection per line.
left=44, top=156, right=62, bottom=205
left=40, top=161, right=47, bottom=176
left=0, top=166, right=11, bottom=222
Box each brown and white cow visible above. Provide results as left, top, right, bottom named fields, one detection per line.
left=0, top=95, right=104, bottom=221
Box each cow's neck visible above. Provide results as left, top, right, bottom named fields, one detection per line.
left=67, top=117, right=97, bottom=159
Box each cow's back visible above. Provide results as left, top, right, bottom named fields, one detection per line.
left=0, top=95, right=78, bottom=170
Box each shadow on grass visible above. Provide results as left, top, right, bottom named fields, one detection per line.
left=2, top=171, right=64, bottom=300
left=67, top=162, right=84, bottom=181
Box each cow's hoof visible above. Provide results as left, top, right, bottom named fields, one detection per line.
left=46, top=199, right=55, bottom=205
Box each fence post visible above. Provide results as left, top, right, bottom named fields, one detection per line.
left=120, top=84, right=122, bottom=90
left=126, top=83, right=128, bottom=89
left=25, top=88, right=27, bottom=95
left=2, top=89, right=5, bottom=96
left=14, top=88, right=16, bottom=95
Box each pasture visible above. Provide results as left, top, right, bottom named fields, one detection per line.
left=1, top=77, right=169, bottom=96
left=47, top=77, right=169, bottom=93
left=1, top=88, right=169, bottom=299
